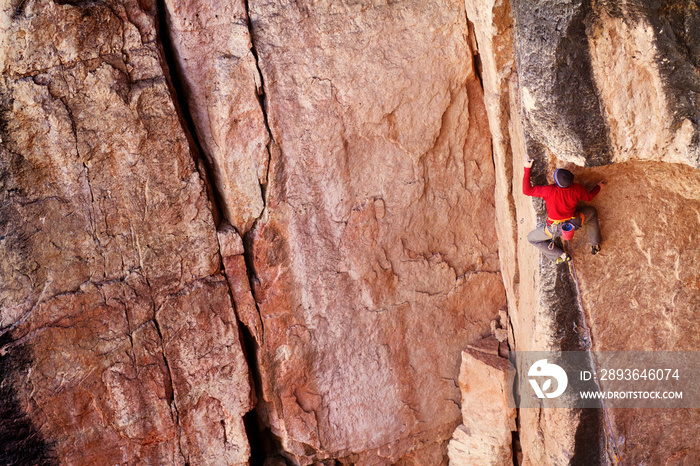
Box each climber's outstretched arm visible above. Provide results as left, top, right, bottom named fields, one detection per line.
left=522, top=160, right=547, bottom=197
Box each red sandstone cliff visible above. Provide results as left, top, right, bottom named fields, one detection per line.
left=1, top=1, right=698, bottom=465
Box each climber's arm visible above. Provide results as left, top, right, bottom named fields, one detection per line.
left=579, top=182, right=602, bottom=201
left=522, top=165, right=547, bottom=197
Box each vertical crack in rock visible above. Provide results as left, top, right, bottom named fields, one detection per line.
left=237, top=3, right=281, bottom=461
left=466, top=18, right=485, bottom=91
left=241, top=0, right=272, bottom=339
left=463, top=0, right=521, bottom=357
left=151, top=306, right=186, bottom=464
left=139, top=261, right=184, bottom=463
left=511, top=421, right=522, bottom=466
left=551, top=0, right=612, bottom=167
left=155, top=0, right=272, bottom=462
left=152, top=15, right=221, bottom=466
left=160, top=0, right=271, bottom=233
left=571, top=408, right=604, bottom=466
left=537, top=247, right=605, bottom=464
left=535, top=213, right=605, bottom=462
left=143, top=264, right=184, bottom=464
left=244, top=0, right=274, bottom=211
left=155, top=0, right=223, bottom=225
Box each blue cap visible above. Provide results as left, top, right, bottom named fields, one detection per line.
left=554, top=169, right=574, bottom=188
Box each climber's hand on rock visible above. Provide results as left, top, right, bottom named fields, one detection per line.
left=525, top=158, right=534, bottom=168
left=597, top=181, right=607, bottom=190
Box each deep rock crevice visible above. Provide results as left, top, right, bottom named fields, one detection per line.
left=154, top=0, right=275, bottom=462
left=241, top=0, right=272, bottom=342
left=155, top=0, right=223, bottom=226
left=244, top=0, right=274, bottom=210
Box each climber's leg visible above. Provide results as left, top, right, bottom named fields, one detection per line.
left=528, top=226, right=563, bottom=261
left=576, top=206, right=602, bottom=248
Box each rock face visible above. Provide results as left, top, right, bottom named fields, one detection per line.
left=3, top=0, right=700, bottom=465
left=0, top=1, right=252, bottom=464
left=464, top=0, right=519, bottom=333
left=447, top=337, right=516, bottom=466
left=586, top=1, right=700, bottom=167
left=492, top=1, right=700, bottom=464
left=244, top=1, right=506, bottom=462
left=511, top=0, right=612, bottom=167
left=569, top=161, right=700, bottom=465
left=163, top=0, right=270, bottom=234
left=2, top=0, right=509, bottom=464
left=512, top=0, right=700, bottom=169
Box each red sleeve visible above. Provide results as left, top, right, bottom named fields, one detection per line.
left=522, top=167, right=549, bottom=197
left=577, top=183, right=600, bottom=201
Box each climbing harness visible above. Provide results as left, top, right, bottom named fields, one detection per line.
left=548, top=212, right=586, bottom=227
left=564, top=241, right=623, bottom=465
left=547, top=215, right=576, bottom=225
left=546, top=212, right=586, bottom=247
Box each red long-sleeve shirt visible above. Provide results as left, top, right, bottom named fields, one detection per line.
left=523, top=167, right=600, bottom=221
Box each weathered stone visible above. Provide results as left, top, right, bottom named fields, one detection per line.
left=4, top=0, right=699, bottom=464
left=567, top=161, right=700, bottom=465
left=156, top=275, right=254, bottom=465
left=511, top=0, right=612, bottom=167
left=505, top=1, right=700, bottom=464
left=163, top=0, right=270, bottom=234
left=0, top=1, right=252, bottom=463
left=512, top=0, right=700, bottom=169
left=245, top=0, right=507, bottom=462
left=587, top=1, right=700, bottom=168
left=447, top=343, right=516, bottom=465
left=494, top=328, right=508, bottom=343
left=464, top=0, right=521, bottom=352
left=218, top=221, right=263, bottom=343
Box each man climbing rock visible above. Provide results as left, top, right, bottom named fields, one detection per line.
left=523, top=158, right=605, bottom=263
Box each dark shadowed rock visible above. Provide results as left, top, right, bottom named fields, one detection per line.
left=511, top=0, right=612, bottom=166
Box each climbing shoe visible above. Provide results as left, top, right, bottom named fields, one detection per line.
left=591, top=244, right=601, bottom=255
left=556, top=253, right=572, bottom=264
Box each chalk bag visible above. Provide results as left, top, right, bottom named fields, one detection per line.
left=561, top=222, right=575, bottom=241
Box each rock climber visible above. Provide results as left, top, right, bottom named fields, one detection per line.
left=523, top=157, right=605, bottom=263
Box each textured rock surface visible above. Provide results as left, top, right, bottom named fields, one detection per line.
left=218, top=222, right=263, bottom=343
left=245, top=0, right=506, bottom=463
left=447, top=338, right=516, bottom=465
left=163, top=0, right=270, bottom=234
left=465, top=0, right=519, bottom=336
left=0, top=1, right=252, bottom=464
left=512, top=0, right=700, bottom=169
left=511, top=0, right=612, bottom=167
left=506, top=1, right=700, bottom=464
left=3, top=0, right=699, bottom=464
left=570, top=161, right=700, bottom=465
left=586, top=1, right=700, bottom=168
